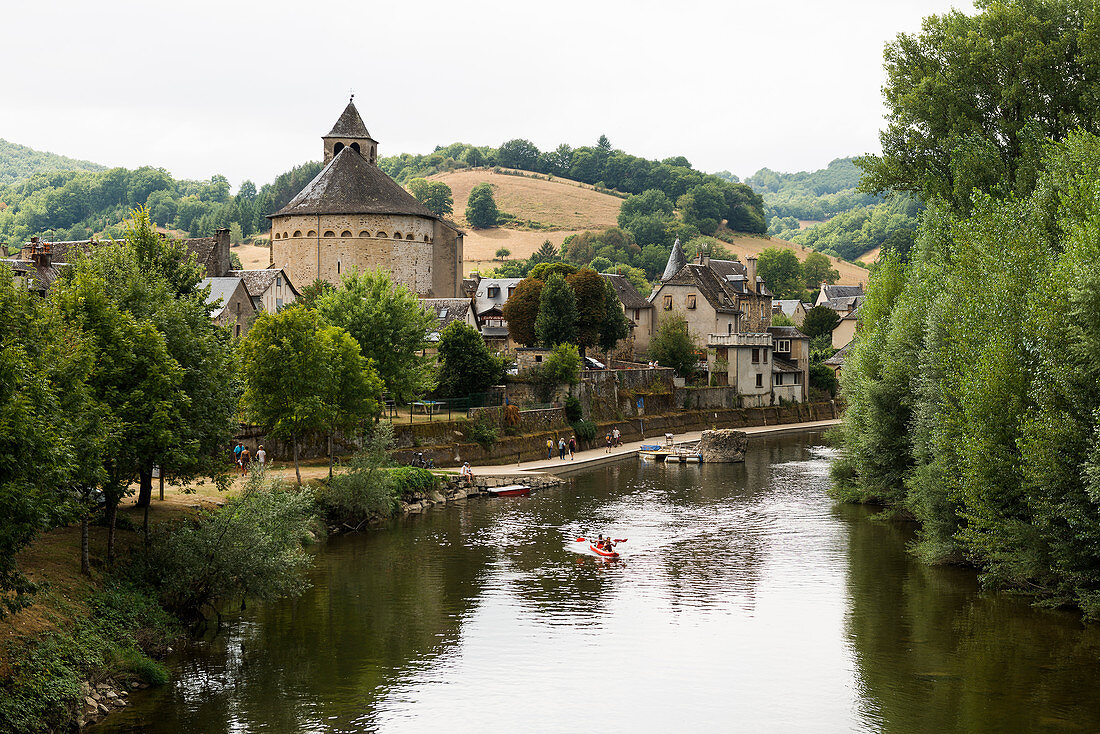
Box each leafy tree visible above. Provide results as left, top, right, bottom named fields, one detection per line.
left=495, top=247, right=511, bottom=260
left=756, top=247, right=804, bottom=298
left=801, top=305, right=841, bottom=338
left=809, top=362, right=838, bottom=397
left=502, top=277, right=543, bottom=346
left=530, top=239, right=559, bottom=264
left=497, top=139, right=541, bottom=170
left=535, top=273, right=578, bottom=346
left=589, top=256, right=613, bottom=272
left=437, top=321, right=507, bottom=397
left=297, top=278, right=335, bottom=310
left=677, top=183, right=726, bottom=234
left=618, top=189, right=674, bottom=225
left=857, top=0, right=1100, bottom=213
left=318, top=326, right=383, bottom=477
left=649, top=313, right=699, bottom=378
left=240, top=305, right=349, bottom=483
left=802, top=251, right=840, bottom=289
left=598, top=278, right=631, bottom=353
left=408, top=178, right=454, bottom=217
left=565, top=267, right=606, bottom=356
left=316, top=269, right=436, bottom=403
left=683, top=235, right=737, bottom=261
left=465, top=183, right=499, bottom=228
left=527, top=261, right=576, bottom=281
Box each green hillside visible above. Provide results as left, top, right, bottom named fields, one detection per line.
left=0, top=139, right=105, bottom=187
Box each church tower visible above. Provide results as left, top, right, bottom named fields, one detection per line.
left=322, top=97, right=378, bottom=164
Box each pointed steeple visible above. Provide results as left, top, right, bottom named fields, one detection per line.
left=327, top=98, right=372, bottom=138
left=322, top=96, right=378, bottom=165
left=661, top=238, right=686, bottom=281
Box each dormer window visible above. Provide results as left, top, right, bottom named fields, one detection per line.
left=508, top=286, right=516, bottom=297
left=488, top=286, right=500, bottom=298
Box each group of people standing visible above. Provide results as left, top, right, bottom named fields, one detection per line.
left=232, top=443, right=266, bottom=474
left=604, top=428, right=623, bottom=453
left=546, top=436, right=578, bottom=461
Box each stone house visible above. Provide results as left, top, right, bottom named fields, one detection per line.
left=200, top=277, right=256, bottom=337
left=473, top=276, right=522, bottom=350
left=601, top=272, right=654, bottom=357
left=268, top=99, right=464, bottom=298
left=227, top=268, right=299, bottom=312
left=705, top=332, right=774, bottom=407
left=420, top=297, right=478, bottom=348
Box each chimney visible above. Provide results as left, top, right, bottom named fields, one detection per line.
left=213, top=228, right=231, bottom=277
left=745, top=256, right=757, bottom=294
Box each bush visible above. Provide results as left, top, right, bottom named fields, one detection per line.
left=564, top=395, right=583, bottom=423
left=463, top=414, right=499, bottom=450
left=388, top=466, right=439, bottom=501
left=142, top=473, right=316, bottom=621
left=317, top=423, right=400, bottom=523
left=571, top=420, right=597, bottom=446
left=809, top=363, right=838, bottom=397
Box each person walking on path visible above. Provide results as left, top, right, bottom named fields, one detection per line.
left=239, top=446, right=251, bottom=474
left=612, top=428, right=622, bottom=447
left=233, top=442, right=243, bottom=468
left=256, top=445, right=267, bottom=472
left=558, top=437, right=567, bottom=460
left=605, top=433, right=613, bottom=453
left=546, top=438, right=554, bottom=459
left=568, top=436, right=576, bottom=460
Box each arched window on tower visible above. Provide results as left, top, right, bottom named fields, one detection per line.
left=359, top=231, right=369, bottom=237
left=350, top=142, right=361, bottom=154
left=406, top=233, right=414, bottom=240
left=341, top=230, right=352, bottom=237
left=333, top=142, right=345, bottom=155
left=307, top=230, right=317, bottom=237
left=323, top=231, right=335, bottom=237
left=393, top=232, right=402, bottom=239
left=293, top=230, right=302, bottom=237
left=423, top=235, right=430, bottom=242
left=274, top=233, right=280, bottom=240
left=337, top=260, right=342, bottom=274
left=377, top=231, right=386, bottom=238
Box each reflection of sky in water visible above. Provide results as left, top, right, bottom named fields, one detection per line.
left=92, top=435, right=1100, bottom=734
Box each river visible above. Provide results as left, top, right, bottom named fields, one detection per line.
left=93, top=431, right=1100, bottom=732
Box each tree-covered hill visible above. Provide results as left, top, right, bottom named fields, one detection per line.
left=0, top=139, right=105, bottom=186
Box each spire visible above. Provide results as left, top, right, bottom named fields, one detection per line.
left=326, top=99, right=372, bottom=139
left=661, top=238, right=686, bottom=281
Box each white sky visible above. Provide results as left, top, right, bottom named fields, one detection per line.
left=3, top=0, right=973, bottom=189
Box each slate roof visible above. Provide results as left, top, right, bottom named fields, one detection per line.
left=657, top=263, right=742, bottom=315
left=820, top=295, right=865, bottom=312
left=601, top=273, right=652, bottom=309
left=2, top=257, right=69, bottom=293
left=824, top=340, right=853, bottom=366
left=200, top=277, right=245, bottom=318
left=421, top=298, right=473, bottom=329
left=774, top=299, right=804, bottom=315
left=767, top=325, right=808, bottom=339
left=474, top=277, right=522, bottom=316
left=822, top=284, right=864, bottom=300
left=661, top=239, right=687, bottom=281
left=270, top=146, right=437, bottom=219
left=772, top=356, right=802, bottom=373
left=326, top=101, right=373, bottom=139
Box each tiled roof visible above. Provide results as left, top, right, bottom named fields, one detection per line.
left=474, top=277, right=522, bottom=316
left=767, top=325, right=808, bottom=339
left=661, top=239, right=686, bottom=281
left=772, top=356, right=802, bottom=373
left=271, top=146, right=436, bottom=219
left=825, top=340, right=853, bottom=366
left=822, top=284, right=864, bottom=300
left=658, top=263, right=742, bottom=314
left=420, top=298, right=472, bottom=330
left=200, top=277, right=245, bottom=318
left=601, top=273, right=651, bottom=309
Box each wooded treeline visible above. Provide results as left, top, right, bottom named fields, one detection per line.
left=834, top=0, right=1100, bottom=616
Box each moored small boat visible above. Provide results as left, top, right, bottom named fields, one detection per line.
left=488, top=484, right=531, bottom=497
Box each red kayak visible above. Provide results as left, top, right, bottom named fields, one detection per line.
left=589, top=544, right=620, bottom=558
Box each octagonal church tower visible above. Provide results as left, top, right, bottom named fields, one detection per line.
left=268, top=99, right=464, bottom=297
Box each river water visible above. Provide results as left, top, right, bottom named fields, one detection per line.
left=94, top=431, right=1100, bottom=732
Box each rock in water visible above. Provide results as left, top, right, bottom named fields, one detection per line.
left=700, top=429, right=747, bottom=463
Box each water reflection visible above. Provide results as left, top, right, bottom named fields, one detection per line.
left=94, top=433, right=1100, bottom=733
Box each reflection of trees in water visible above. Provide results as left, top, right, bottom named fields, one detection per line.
left=843, top=505, right=1100, bottom=733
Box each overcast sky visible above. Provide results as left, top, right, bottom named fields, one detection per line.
left=4, top=0, right=972, bottom=189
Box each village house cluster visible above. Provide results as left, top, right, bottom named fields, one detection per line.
left=2, top=99, right=864, bottom=407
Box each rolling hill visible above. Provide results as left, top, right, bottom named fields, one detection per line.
left=427, top=168, right=867, bottom=285
left=0, top=139, right=106, bottom=186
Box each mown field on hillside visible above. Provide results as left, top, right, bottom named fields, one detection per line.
left=428, top=168, right=866, bottom=284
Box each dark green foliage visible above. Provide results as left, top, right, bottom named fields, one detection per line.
left=809, top=362, right=838, bottom=397
left=388, top=466, right=440, bottom=500
left=408, top=178, right=454, bottom=216
left=801, top=306, right=841, bottom=338
left=296, top=278, right=335, bottom=310
left=598, top=278, right=631, bottom=352
left=802, top=251, right=840, bottom=289
left=756, top=247, right=805, bottom=298
left=649, top=313, right=699, bottom=378
left=463, top=414, right=499, bottom=450
left=501, top=278, right=543, bottom=346
left=571, top=419, right=597, bottom=445
left=857, top=0, right=1100, bottom=214
left=142, top=473, right=315, bottom=620
left=0, top=138, right=105, bottom=186
left=317, top=423, right=400, bottom=523
left=535, top=273, right=577, bottom=346
left=0, top=582, right=179, bottom=733
left=564, top=395, right=583, bottom=423
left=437, top=321, right=507, bottom=397
left=465, top=183, right=499, bottom=228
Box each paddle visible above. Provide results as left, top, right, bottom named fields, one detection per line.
left=575, top=537, right=628, bottom=543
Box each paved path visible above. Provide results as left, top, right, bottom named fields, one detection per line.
left=463, top=418, right=840, bottom=477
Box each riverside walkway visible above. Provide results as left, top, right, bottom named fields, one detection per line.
left=464, top=418, right=840, bottom=477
